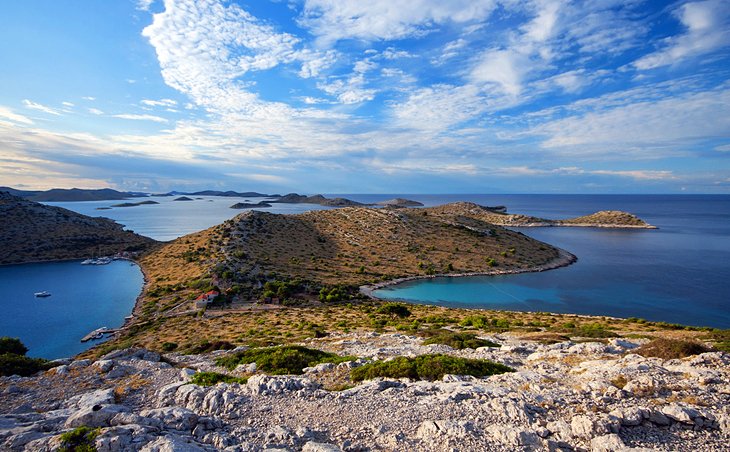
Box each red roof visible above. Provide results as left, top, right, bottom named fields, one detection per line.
left=196, top=291, right=219, bottom=301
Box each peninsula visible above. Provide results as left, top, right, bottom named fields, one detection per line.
left=0, top=192, right=156, bottom=265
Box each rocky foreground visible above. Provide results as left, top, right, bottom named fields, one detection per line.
left=2, top=333, right=729, bottom=451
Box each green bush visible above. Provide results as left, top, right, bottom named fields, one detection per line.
left=318, top=286, right=348, bottom=302
left=190, top=371, right=248, bottom=386
left=59, top=426, right=100, bottom=452
left=0, top=337, right=27, bottom=355
left=635, top=338, right=711, bottom=359
left=161, top=342, right=178, bottom=352
left=459, top=315, right=490, bottom=329
left=422, top=331, right=499, bottom=349
left=0, top=353, right=52, bottom=377
left=187, top=340, right=235, bottom=354
left=376, top=303, right=411, bottom=318
left=216, top=345, right=354, bottom=374
left=351, top=354, right=513, bottom=382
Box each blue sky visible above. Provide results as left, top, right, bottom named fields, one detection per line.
left=0, top=0, right=729, bottom=194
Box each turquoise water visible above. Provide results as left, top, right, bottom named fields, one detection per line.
left=371, top=195, right=730, bottom=329
left=0, top=260, right=143, bottom=359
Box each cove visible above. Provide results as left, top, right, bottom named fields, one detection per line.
left=0, top=260, right=143, bottom=359
left=373, top=224, right=730, bottom=329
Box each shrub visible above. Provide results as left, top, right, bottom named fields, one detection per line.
left=376, top=303, right=411, bottom=318
left=351, top=354, right=513, bottom=382
left=0, top=353, right=52, bottom=377
left=190, top=371, right=247, bottom=386
left=422, top=331, right=499, bottom=349
left=459, top=315, right=490, bottom=329
left=635, top=338, right=711, bottom=359
left=161, top=342, right=178, bottom=352
left=216, top=346, right=354, bottom=374
left=59, top=426, right=100, bottom=452
left=319, top=286, right=348, bottom=302
left=187, top=340, right=235, bottom=354
left=0, top=337, right=27, bottom=356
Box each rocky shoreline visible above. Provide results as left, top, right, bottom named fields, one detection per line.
left=359, top=248, right=577, bottom=299
left=2, top=332, right=729, bottom=451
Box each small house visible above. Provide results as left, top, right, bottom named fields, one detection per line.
left=195, top=290, right=219, bottom=309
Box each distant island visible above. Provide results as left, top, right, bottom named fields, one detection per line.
left=269, top=193, right=364, bottom=206
left=230, top=201, right=272, bottom=209
left=0, top=187, right=143, bottom=202
left=109, top=200, right=160, bottom=208
left=173, top=196, right=194, bottom=201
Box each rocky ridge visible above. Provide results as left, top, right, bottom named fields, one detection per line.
left=2, top=333, right=728, bottom=451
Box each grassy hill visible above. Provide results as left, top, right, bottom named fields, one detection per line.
left=0, top=192, right=156, bottom=264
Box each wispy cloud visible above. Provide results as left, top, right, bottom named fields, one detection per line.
left=22, top=99, right=62, bottom=116
left=634, top=0, right=730, bottom=70
left=112, top=114, right=168, bottom=123
left=0, top=106, right=34, bottom=125
left=141, top=98, right=177, bottom=107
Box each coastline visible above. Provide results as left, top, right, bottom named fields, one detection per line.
left=359, top=247, right=577, bottom=299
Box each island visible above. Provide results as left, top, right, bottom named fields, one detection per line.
left=268, top=193, right=364, bottom=206
left=109, top=200, right=160, bottom=208
left=230, top=201, right=272, bottom=209
left=173, top=196, right=194, bottom=201
left=374, top=198, right=425, bottom=207
left=0, top=187, right=144, bottom=202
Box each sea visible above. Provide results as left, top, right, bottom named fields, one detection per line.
left=0, top=260, right=143, bottom=359
left=1, top=194, right=728, bottom=359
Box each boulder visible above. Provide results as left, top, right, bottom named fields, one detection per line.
left=302, top=441, right=342, bottom=452
left=590, top=433, right=625, bottom=452
left=139, top=433, right=206, bottom=451
left=65, top=404, right=130, bottom=428
left=486, top=425, right=540, bottom=447
left=139, top=407, right=199, bottom=432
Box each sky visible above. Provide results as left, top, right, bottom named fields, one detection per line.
left=0, top=0, right=729, bottom=194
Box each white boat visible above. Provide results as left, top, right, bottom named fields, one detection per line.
left=34, top=291, right=51, bottom=297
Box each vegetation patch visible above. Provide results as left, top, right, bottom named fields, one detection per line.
left=376, top=302, right=412, bottom=318
left=216, top=345, right=354, bottom=374
left=59, top=426, right=100, bottom=452
left=635, top=338, right=711, bottom=359
left=0, top=336, right=52, bottom=377
left=351, top=354, right=514, bottom=382
left=190, top=371, right=248, bottom=386
left=554, top=322, right=618, bottom=338
left=422, top=331, right=499, bottom=349
left=186, top=340, right=236, bottom=354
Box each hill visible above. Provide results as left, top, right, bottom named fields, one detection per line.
left=0, top=192, right=157, bottom=264
left=0, top=187, right=139, bottom=202
left=426, top=202, right=655, bottom=228
left=269, top=193, right=364, bottom=206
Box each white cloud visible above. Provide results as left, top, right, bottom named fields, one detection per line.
left=137, top=0, right=154, bottom=11
left=591, top=170, right=675, bottom=181
left=470, top=49, right=527, bottom=96
left=634, top=0, right=730, bottom=70
left=112, top=114, right=169, bottom=123
left=0, top=106, right=34, bottom=125
left=391, top=84, right=486, bottom=130
left=382, top=47, right=413, bottom=60
left=62, top=101, right=75, bottom=107
left=299, top=0, right=497, bottom=45
left=88, top=108, right=104, bottom=115
left=141, top=98, right=177, bottom=107
left=22, top=100, right=62, bottom=116
left=82, top=96, right=96, bottom=101
left=530, top=85, right=730, bottom=157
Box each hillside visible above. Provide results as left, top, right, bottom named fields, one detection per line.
left=0, top=187, right=138, bottom=202
left=0, top=192, right=156, bottom=264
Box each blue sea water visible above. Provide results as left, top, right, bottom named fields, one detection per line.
left=370, top=195, right=730, bottom=329
left=46, top=196, right=333, bottom=241
left=0, top=260, right=143, bottom=359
